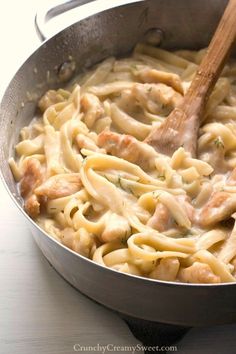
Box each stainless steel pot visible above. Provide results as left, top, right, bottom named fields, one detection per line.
left=1, top=0, right=235, bottom=327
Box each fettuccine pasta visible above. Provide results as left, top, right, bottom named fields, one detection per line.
left=9, top=43, right=236, bottom=283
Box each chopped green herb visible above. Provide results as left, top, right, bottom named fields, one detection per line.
left=147, top=87, right=153, bottom=93
left=121, top=181, right=134, bottom=195
left=152, top=191, right=161, bottom=200
left=174, top=220, right=179, bottom=227
left=181, top=229, right=194, bottom=237
left=103, top=174, right=111, bottom=183
left=121, top=237, right=127, bottom=245
left=82, top=157, right=87, bottom=165
left=116, top=175, right=134, bottom=195
left=158, top=175, right=165, bottom=181
left=214, top=137, right=225, bottom=149
left=131, top=64, right=138, bottom=71
left=117, top=175, right=122, bottom=189
left=121, top=230, right=129, bottom=245
left=127, top=186, right=134, bottom=195
left=160, top=103, right=166, bottom=110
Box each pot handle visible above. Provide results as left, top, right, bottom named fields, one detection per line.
left=35, top=0, right=145, bottom=41
left=35, top=0, right=96, bottom=41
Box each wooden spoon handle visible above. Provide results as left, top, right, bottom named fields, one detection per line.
left=145, top=0, right=236, bottom=158
left=183, top=0, right=236, bottom=116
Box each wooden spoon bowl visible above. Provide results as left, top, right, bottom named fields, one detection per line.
left=145, top=0, right=236, bottom=157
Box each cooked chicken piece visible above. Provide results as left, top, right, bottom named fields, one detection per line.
left=131, top=83, right=182, bottom=115
left=101, top=213, right=130, bottom=243
left=147, top=202, right=170, bottom=232
left=20, top=158, right=44, bottom=198
left=19, top=158, right=45, bottom=218
left=81, top=93, right=104, bottom=128
left=137, top=68, right=184, bottom=94
left=38, top=89, right=68, bottom=112
left=198, top=168, right=236, bottom=226
left=149, top=257, right=180, bottom=281
left=115, top=89, right=140, bottom=116
left=218, top=220, right=236, bottom=264
left=227, top=167, right=236, bottom=185
left=178, top=262, right=220, bottom=283
left=177, top=194, right=195, bottom=222
left=198, top=191, right=236, bottom=227
left=231, top=257, right=236, bottom=276
left=117, top=263, right=142, bottom=276
left=35, top=173, right=82, bottom=199
left=147, top=195, right=194, bottom=232
left=97, top=130, right=157, bottom=170
left=61, top=227, right=95, bottom=258
left=76, top=134, right=102, bottom=153
left=61, top=227, right=74, bottom=249
left=211, top=149, right=227, bottom=175
left=24, top=194, right=40, bottom=219
left=73, top=228, right=96, bottom=258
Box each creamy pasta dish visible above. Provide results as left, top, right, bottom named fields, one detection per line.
left=9, top=43, right=236, bottom=284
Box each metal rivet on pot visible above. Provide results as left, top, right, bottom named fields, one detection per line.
left=57, top=60, right=76, bottom=82
left=144, top=28, right=164, bottom=46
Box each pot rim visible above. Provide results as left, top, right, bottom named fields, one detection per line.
left=1, top=0, right=235, bottom=289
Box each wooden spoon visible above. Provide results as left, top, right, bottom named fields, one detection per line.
left=145, top=0, right=236, bottom=157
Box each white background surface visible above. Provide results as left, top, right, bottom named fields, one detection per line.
left=1, top=1, right=236, bottom=353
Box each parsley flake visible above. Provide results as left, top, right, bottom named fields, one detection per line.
left=214, top=137, right=224, bottom=149
left=131, top=64, right=138, bottom=71
left=158, top=175, right=165, bottom=181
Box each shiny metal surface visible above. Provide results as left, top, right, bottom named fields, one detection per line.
left=35, top=0, right=100, bottom=40
left=1, top=0, right=236, bottom=326
left=35, top=0, right=145, bottom=40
